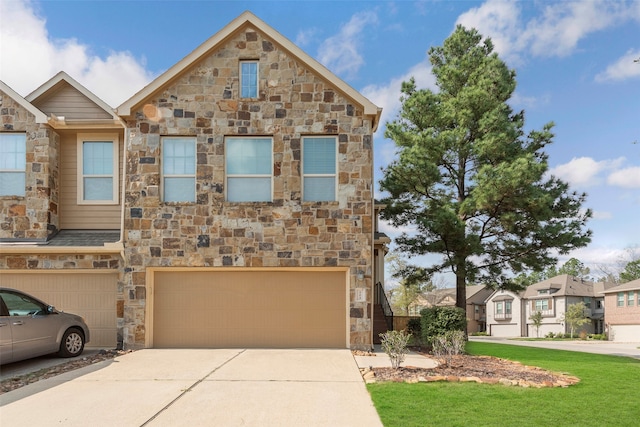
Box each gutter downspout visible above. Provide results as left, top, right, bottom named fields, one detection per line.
left=116, top=116, right=128, bottom=261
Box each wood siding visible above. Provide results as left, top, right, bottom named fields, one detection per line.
left=33, top=82, right=113, bottom=120
left=59, top=132, right=122, bottom=230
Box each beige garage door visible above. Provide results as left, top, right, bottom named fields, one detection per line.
left=152, top=270, right=347, bottom=348
left=610, top=325, right=640, bottom=342
left=1, top=272, right=118, bottom=348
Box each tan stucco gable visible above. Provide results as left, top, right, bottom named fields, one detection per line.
left=116, top=11, right=381, bottom=130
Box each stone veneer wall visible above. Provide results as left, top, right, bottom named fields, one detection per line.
left=0, top=90, right=59, bottom=240
left=121, top=26, right=375, bottom=349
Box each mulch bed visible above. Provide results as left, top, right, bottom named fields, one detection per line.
left=361, top=353, right=580, bottom=388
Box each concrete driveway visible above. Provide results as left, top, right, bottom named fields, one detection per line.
left=0, top=349, right=383, bottom=427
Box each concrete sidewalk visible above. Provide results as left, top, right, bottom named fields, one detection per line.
left=470, top=336, right=640, bottom=359
left=0, top=349, right=383, bottom=427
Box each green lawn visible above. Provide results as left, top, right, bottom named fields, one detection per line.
left=367, top=341, right=640, bottom=427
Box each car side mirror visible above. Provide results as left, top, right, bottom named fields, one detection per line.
left=47, top=305, right=56, bottom=314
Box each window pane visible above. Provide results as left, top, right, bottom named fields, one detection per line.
left=0, top=134, right=26, bottom=196
left=164, top=177, right=195, bottom=202
left=226, top=138, right=271, bottom=174
left=241, top=62, right=258, bottom=98
left=303, top=177, right=335, bottom=201
left=163, top=138, right=195, bottom=174
left=0, top=134, right=26, bottom=169
left=84, top=177, right=112, bottom=200
left=303, top=138, right=336, bottom=174
left=0, top=172, right=26, bottom=196
left=83, top=142, right=113, bottom=174
left=227, top=177, right=271, bottom=202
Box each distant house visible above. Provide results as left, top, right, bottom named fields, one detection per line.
left=466, top=285, right=494, bottom=333
left=485, top=289, right=525, bottom=337
left=602, top=279, right=640, bottom=342
left=408, top=288, right=456, bottom=316
left=407, top=284, right=492, bottom=332
left=485, top=275, right=616, bottom=338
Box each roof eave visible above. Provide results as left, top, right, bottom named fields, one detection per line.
left=0, top=81, right=48, bottom=124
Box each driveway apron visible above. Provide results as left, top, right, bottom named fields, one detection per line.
left=0, top=349, right=383, bottom=427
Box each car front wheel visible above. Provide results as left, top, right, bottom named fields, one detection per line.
left=58, top=328, right=85, bottom=358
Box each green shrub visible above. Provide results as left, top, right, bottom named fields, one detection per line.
left=379, top=330, right=412, bottom=369
left=420, top=306, right=466, bottom=346
left=470, top=331, right=488, bottom=336
left=545, top=332, right=555, bottom=339
left=588, top=333, right=607, bottom=340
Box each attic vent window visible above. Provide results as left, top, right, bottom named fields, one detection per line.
left=240, top=61, right=258, bottom=98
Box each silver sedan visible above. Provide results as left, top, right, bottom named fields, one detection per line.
left=0, top=288, right=90, bottom=365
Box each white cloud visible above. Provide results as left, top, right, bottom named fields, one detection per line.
left=456, top=0, right=633, bottom=62
left=317, top=10, right=378, bottom=78
left=0, top=0, right=153, bottom=106
left=456, top=0, right=523, bottom=61
left=607, top=166, right=640, bottom=189
left=521, top=1, right=622, bottom=58
left=509, top=91, right=550, bottom=110
left=295, top=28, right=318, bottom=47
left=549, top=156, right=625, bottom=187
left=361, top=59, right=436, bottom=139
left=595, top=49, right=640, bottom=82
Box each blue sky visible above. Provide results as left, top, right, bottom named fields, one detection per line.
left=1, top=0, right=639, bottom=283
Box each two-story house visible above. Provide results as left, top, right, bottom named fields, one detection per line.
left=0, top=12, right=381, bottom=351
left=602, top=279, right=640, bottom=342
left=485, top=275, right=616, bottom=337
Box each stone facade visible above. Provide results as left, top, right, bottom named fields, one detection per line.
left=1, top=90, right=59, bottom=240
left=119, top=25, right=375, bottom=349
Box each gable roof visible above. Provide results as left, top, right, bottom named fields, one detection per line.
left=26, top=72, right=120, bottom=127
left=466, top=284, right=494, bottom=304
left=116, top=11, right=381, bottom=130
left=0, top=80, right=48, bottom=124
left=602, top=278, right=640, bottom=294
left=523, top=274, right=596, bottom=298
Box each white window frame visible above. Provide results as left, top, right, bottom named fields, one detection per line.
left=628, top=291, right=635, bottom=307
left=240, top=60, right=259, bottom=98
left=0, top=133, right=26, bottom=197
left=77, top=134, right=119, bottom=204
left=617, top=292, right=625, bottom=307
left=161, top=137, right=196, bottom=203
left=302, top=136, right=338, bottom=202
left=534, top=299, right=550, bottom=311
left=225, top=137, right=273, bottom=202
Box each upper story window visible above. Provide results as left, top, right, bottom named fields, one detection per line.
left=162, top=137, right=196, bottom=203
left=628, top=291, right=635, bottom=307
left=240, top=61, right=258, bottom=98
left=0, top=133, right=26, bottom=197
left=302, top=137, right=337, bottom=201
left=617, top=292, right=624, bottom=307
left=78, top=134, right=119, bottom=204
left=225, top=137, right=272, bottom=202
left=533, top=298, right=551, bottom=312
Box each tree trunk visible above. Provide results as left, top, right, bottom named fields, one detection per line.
left=455, top=265, right=467, bottom=333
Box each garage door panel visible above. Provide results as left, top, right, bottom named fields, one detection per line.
left=153, top=270, right=347, bottom=348
left=1, top=273, right=118, bottom=348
